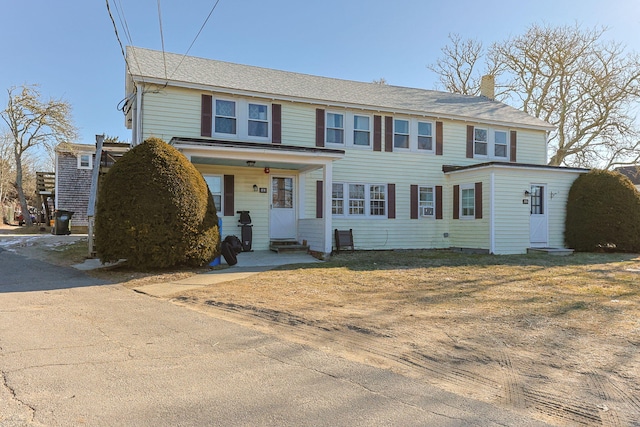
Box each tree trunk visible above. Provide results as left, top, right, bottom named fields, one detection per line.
left=14, top=149, right=32, bottom=226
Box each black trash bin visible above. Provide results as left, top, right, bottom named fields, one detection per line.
left=52, top=210, right=74, bottom=235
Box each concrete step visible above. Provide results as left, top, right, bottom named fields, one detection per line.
left=269, top=239, right=309, bottom=254
left=527, top=247, right=575, bottom=256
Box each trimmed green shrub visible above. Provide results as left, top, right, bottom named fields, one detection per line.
left=95, top=137, right=219, bottom=268
left=565, top=169, right=640, bottom=252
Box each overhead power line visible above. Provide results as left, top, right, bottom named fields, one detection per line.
left=157, top=0, right=168, bottom=80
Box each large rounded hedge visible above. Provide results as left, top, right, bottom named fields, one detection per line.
left=565, top=169, right=640, bottom=252
left=95, top=137, right=219, bottom=268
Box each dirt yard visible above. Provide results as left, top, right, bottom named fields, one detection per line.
left=3, top=225, right=639, bottom=426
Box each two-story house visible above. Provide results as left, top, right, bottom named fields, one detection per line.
left=124, top=46, right=587, bottom=256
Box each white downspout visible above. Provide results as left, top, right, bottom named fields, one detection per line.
left=134, top=84, right=143, bottom=146
left=489, top=172, right=495, bottom=254
left=323, top=162, right=333, bottom=255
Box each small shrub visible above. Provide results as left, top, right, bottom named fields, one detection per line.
left=95, top=137, right=219, bottom=268
left=565, top=169, right=640, bottom=252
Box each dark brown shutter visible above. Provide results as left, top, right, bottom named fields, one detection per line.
left=435, top=186, right=443, bottom=219
left=453, top=185, right=460, bottom=219
left=385, top=116, right=393, bottom=152
left=387, top=183, right=396, bottom=219
left=315, top=109, right=325, bottom=147
left=316, top=180, right=323, bottom=218
left=410, top=185, right=418, bottom=219
left=272, top=104, right=282, bottom=144
left=436, top=121, right=443, bottom=155
left=373, top=115, right=382, bottom=152
left=510, top=130, right=517, bottom=162
left=201, top=94, right=212, bottom=137
left=223, top=175, right=234, bottom=216
left=466, top=125, right=474, bottom=158
left=475, top=182, right=483, bottom=219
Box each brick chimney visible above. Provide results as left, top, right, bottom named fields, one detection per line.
left=480, top=75, right=495, bottom=100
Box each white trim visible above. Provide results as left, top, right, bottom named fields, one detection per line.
left=490, top=172, right=495, bottom=254
left=392, top=118, right=411, bottom=151
left=323, top=163, right=333, bottom=254
left=459, top=183, right=476, bottom=219
left=325, top=110, right=345, bottom=146
left=77, top=153, right=93, bottom=170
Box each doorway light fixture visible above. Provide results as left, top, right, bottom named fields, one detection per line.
left=253, top=184, right=258, bottom=192
left=524, top=190, right=531, bottom=196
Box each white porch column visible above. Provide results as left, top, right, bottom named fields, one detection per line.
left=298, top=172, right=306, bottom=219
left=323, top=162, right=333, bottom=254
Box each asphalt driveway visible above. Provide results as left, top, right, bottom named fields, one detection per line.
left=0, top=247, right=549, bottom=426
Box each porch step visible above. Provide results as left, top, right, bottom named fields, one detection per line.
left=269, top=239, right=309, bottom=254
left=527, top=247, right=575, bottom=256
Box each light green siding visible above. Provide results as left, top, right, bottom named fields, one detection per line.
left=281, top=102, right=315, bottom=147
left=142, top=87, right=201, bottom=142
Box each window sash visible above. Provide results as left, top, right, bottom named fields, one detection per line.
left=369, top=185, right=386, bottom=216
left=353, top=115, right=370, bottom=146
left=417, top=122, right=433, bottom=151
left=248, top=103, right=268, bottom=137
left=204, top=175, right=223, bottom=213
left=394, top=119, right=410, bottom=148
left=78, top=153, right=92, bottom=169
left=326, top=113, right=344, bottom=144
left=215, top=100, right=237, bottom=134
left=461, top=188, right=475, bottom=217
left=494, top=130, right=508, bottom=158
left=333, top=183, right=386, bottom=217
left=332, top=183, right=344, bottom=215
left=474, top=127, right=488, bottom=156
left=419, top=186, right=434, bottom=216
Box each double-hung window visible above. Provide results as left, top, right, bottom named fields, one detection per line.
left=474, top=127, right=488, bottom=156
left=215, top=100, right=236, bottom=135
left=248, top=103, right=268, bottom=137
left=493, top=130, right=508, bottom=158
left=77, top=153, right=92, bottom=170
left=203, top=175, right=223, bottom=213
left=333, top=183, right=386, bottom=217
left=394, top=119, right=410, bottom=149
left=419, top=186, right=435, bottom=217
left=417, top=121, right=433, bottom=151
left=353, top=115, right=370, bottom=146
left=461, top=185, right=475, bottom=218
left=326, top=112, right=344, bottom=144
left=332, top=183, right=344, bottom=215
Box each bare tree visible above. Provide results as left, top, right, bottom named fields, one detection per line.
left=1, top=85, right=76, bottom=226
left=0, top=132, right=14, bottom=223
left=428, top=25, right=640, bottom=168
left=372, top=78, right=388, bottom=85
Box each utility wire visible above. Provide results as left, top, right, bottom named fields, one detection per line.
left=169, top=0, right=222, bottom=80
left=157, top=0, right=168, bottom=80
left=106, top=0, right=134, bottom=79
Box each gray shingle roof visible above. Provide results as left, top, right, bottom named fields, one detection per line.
left=126, top=46, right=553, bottom=130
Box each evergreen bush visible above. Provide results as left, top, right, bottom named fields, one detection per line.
left=95, top=137, right=219, bottom=268
left=565, top=170, right=640, bottom=252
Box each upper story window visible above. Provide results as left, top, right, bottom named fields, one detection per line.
left=461, top=184, right=475, bottom=218
left=77, top=153, right=93, bottom=170
left=215, top=100, right=237, bottom=135
left=473, top=126, right=509, bottom=159
left=417, top=122, right=433, bottom=151
left=203, top=175, right=223, bottom=213
left=248, top=103, right=268, bottom=137
left=353, top=115, right=370, bottom=147
left=326, top=112, right=344, bottom=144
left=394, top=119, right=410, bottom=149
left=419, top=186, right=434, bottom=217
left=333, top=182, right=386, bottom=217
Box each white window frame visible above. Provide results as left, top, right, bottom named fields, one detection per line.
left=248, top=102, right=269, bottom=138
left=326, top=111, right=345, bottom=145
left=333, top=182, right=387, bottom=218
left=332, top=183, right=344, bottom=215
left=77, top=153, right=93, bottom=170
left=416, top=121, right=434, bottom=152
left=419, top=186, right=435, bottom=218
left=460, top=184, right=475, bottom=219
left=203, top=174, right=224, bottom=214
left=214, top=98, right=237, bottom=136
left=393, top=118, right=410, bottom=150
left=474, top=127, right=488, bottom=157
left=352, top=114, right=371, bottom=148
left=473, top=126, right=509, bottom=160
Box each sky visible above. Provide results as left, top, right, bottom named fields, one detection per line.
left=1, top=0, right=639, bottom=150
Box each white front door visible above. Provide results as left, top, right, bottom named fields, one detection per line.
left=270, top=176, right=296, bottom=239
left=529, top=184, right=548, bottom=247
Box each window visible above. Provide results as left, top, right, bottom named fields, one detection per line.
left=530, top=185, right=544, bottom=215
left=474, top=128, right=488, bottom=156
left=353, top=115, right=370, bottom=146
left=203, top=175, right=223, bottom=212
left=326, top=112, right=344, bottom=144
left=419, top=186, right=434, bottom=217
left=461, top=185, right=475, bottom=218
left=272, top=177, right=293, bottom=208
left=494, top=130, right=508, bottom=158
left=77, top=153, right=92, bottom=169
left=394, top=119, right=409, bottom=149
left=417, top=122, right=433, bottom=151
left=248, top=103, right=268, bottom=137
left=333, top=183, right=386, bottom=217
left=215, top=100, right=236, bottom=134
left=332, top=183, right=344, bottom=215
left=349, top=184, right=365, bottom=215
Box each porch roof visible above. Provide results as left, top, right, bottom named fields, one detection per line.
left=171, top=137, right=345, bottom=172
